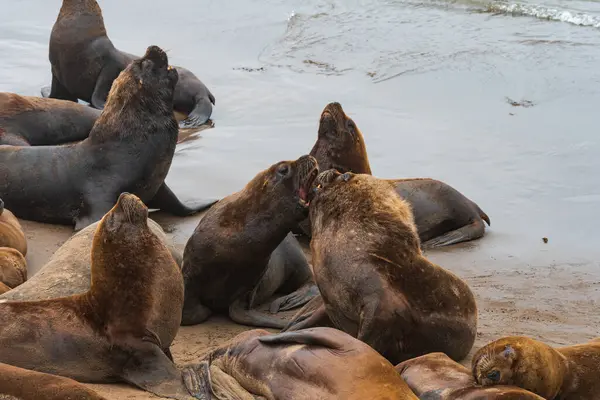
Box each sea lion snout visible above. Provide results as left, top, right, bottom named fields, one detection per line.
left=142, top=45, right=168, bottom=68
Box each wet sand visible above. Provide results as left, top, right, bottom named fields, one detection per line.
left=20, top=205, right=600, bottom=399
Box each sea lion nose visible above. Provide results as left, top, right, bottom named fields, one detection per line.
left=143, top=45, right=168, bottom=67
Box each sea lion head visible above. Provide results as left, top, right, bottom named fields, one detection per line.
left=472, top=340, right=518, bottom=387
left=104, top=45, right=179, bottom=116
left=100, top=192, right=149, bottom=235
left=310, top=102, right=371, bottom=175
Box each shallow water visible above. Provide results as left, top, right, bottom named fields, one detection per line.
left=1, top=0, right=600, bottom=272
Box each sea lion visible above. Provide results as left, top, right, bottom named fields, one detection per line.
left=286, top=169, right=477, bottom=365
left=45, top=0, right=215, bottom=128
left=181, top=155, right=319, bottom=329
left=396, top=352, right=545, bottom=399
left=0, top=127, right=30, bottom=146
left=0, top=362, right=107, bottom=400
left=0, top=218, right=180, bottom=302
left=301, top=101, right=490, bottom=248
left=0, top=193, right=194, bottom=400
left=183, top=327, right=419, bottom=400
left=0, top=46, right=216, bottom=231
left=0, top=199, right=27, bottom=256
left=472, top=336, right=600, bottom=400
left=0, top=248, right=27, bottom=295
left=0, top=92, right=100, bottom=145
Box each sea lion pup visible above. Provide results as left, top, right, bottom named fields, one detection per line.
left=396, top=352, right=544, bottom=399
left=45, top=0, right=215, bottom=128
left=184, top=327, right=419, bottom=400
left=0, top=46, right=216, bottom=231
left=0, top=248, right=27, bottom=295
left=291, top=169, right=477, bottom=364
left=0, top=199, right=27, bottom=256
left=0, top=193, right=196, bottom=400
left=181, top=155, right=319, bottom=329
left=0, top=362, right=107, bottom=400
left=472, top=336, right=600, bottom=400
left=0, top=218, right=180, bottom=302
left=0, top=92, right=100, bottom=145
left=301, top=101, right=490, bottom=248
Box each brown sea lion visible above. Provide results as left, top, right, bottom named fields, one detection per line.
left=0, top=248, right=27, bottom=295
left=300, top=101, right=490, bottom=248
left=472, top=336, right=600, bottom=400
left=0, top=199, right=27, bottom=256
left=0, top=46, right=216, bottom=231
left=184, top=327, right=419, bottom=399
left=45, top=0, right=215, bottom=129
left=0, top=362, right=107, bottom=400
left=0, top=218, right=180, bottom=302
left=0, top=193, right=195, bottom=400
left=0, top=92, right=100, bottom=146
left=285, top=170, right=477, bottom=365
left=396, top=352, right=544, bottom=399
left=181, top=155, right=319, bottom=329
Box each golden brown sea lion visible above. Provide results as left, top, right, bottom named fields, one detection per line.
left=472, top=336, right=600, bottom=400
left=396, top=352, right=544, bottom=399
left=184, top=327, right=419, bottom=399
left=285, top=170, right=477, bottom=365
left=0, top=362, right=107, bottom=400
left=0, top=193, right=195, bottom=400
left=0, top=199, right=27, bottom=256
left=0, top=248, right=26, bottom=294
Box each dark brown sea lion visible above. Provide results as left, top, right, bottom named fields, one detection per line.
left=396, top=352, right=544, bottom=399
left=0, top=218, right=180, bottom=302
left=0, top=92, right=100, bottom=145
left=286, top=169, right=477, bottom=365
left=0, top=46, right=216, bottom=231
left=472, top=336, right=600, bottom=400
left=184, top=327, right=419, bottom=399
left=0, top=193, right=195, bottom=400
left=301, top=101, right=490, bottom=248
left=45, top=0, right=215, bottom=128
left=0, top=362, right=107, bottom=400
left=181, top=155, right=319, bottom=329
left=0, top=199, right=27, bottom=256
left=0, top=248, right=27, bottom=295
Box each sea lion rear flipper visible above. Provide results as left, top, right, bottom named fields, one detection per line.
left=269, top=283, right=320, bottom=313
left=178, top=97, right=214, bottom=129
left=258, top=329, right=346, bottom=350
left=147, top=183, right=218, bottom=217
left=121, top=343, right=196, bottom=400
left=228, top=297, right=288, bottom=329
left=422, top=219, right=486, bottom=249
left=282, top=294, right=332, bottom=332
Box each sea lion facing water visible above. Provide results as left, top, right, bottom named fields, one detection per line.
left=286, top=170, right=477, bottom=365
left=0, top=46, right=216, bottom=231
left=0, top=193, right=193, bottom=400
left=396, top=352, right=544, bottom=399
left=184, top=327, right=419, bottom=399
left=0, top=362, right=107, bottom=400
left=45, top=0, right=215, bottom=128
left=0, top=92, right=100, bottom=146
left=300, top=102, right=490, bottom=248
left=181, top=155, right=319, bottom=329
left=472, top=336, right=600, bottom=400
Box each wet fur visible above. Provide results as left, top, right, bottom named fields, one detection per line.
left=473, top=336, right=600, bottom=399
left=181, top=156, right=318, bottom=328
left=301, top=170, right=477, bottom=364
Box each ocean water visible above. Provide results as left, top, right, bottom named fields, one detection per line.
left=1, top=0, right=599, bottom=269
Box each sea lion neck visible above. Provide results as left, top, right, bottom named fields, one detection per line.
left=309, top=131, right=372, bottom=175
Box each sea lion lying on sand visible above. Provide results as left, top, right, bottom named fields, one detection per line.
left=285, top=170, right=477, bottom=365
left=0, top=199, right=27, bottom=256
left=0, top=46, right=216, bottom=231
left=0, top=248, right=26, bottom=295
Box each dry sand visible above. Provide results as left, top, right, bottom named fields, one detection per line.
left=17, top=211, right=600, bottom=399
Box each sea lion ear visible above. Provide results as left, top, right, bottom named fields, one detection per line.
left=502, top=345, right=516, bottom=361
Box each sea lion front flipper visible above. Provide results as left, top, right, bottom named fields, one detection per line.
left=422, top=219, right=486, bottom=249
left=147, top=183, right=218, bottom=217
left=90, top=65, right=122, bottom=109
left=47, top=74, right=78, bottom=102
left=282, top=294, right=332, bottom=332
left=121, top=343, right=196, bottom=400
left=181, top=361, right=212, bottom=400
left=178, top=97, right=213, bottom=129
left=209, top=362, right=257, bottom=400
left=269, top=283, right=320, bottom=313
left=228, top=296, right=288, bottom=329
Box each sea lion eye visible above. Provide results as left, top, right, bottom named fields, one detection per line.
left=277, top=164, right=290, bottom=177
left=487, top=370, right=500, bottom=381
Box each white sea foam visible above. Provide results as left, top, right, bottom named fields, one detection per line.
left=486, top=2, right=600, bottom=28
